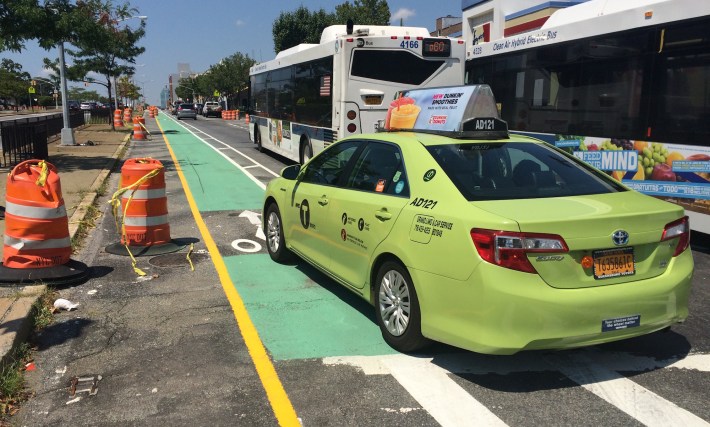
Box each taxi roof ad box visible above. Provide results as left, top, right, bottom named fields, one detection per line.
left=385, top=85, right=500, bottom=132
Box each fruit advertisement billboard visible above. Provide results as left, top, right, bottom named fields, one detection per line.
left=554, top=135, right=710, bottom=218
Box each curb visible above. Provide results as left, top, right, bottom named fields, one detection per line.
left=0, top=285, right=45, bottom=366
left=0, top=132, right=131, bottom=369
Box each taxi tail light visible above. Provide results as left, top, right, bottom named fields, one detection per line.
left=661, top=216, right=690, bottom=257
left=470, top=228, right=569, bottom=274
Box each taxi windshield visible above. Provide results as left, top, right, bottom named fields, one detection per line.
left=427, top=142, right=627, bottom=201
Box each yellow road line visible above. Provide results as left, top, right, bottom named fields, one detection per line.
left=156, top=119, right=300, bottom=426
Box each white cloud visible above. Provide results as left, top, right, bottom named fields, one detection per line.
left=235, top=19, right=245, bottom=27
left=390, top=8, right=416, bottom=24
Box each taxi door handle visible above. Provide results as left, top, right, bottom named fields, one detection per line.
left=375, top=209, right=392, bottom=221
left=318, top=196, right=329, bottom=206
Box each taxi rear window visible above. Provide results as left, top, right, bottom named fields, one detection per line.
left=427, top=142, right=627, bottom=201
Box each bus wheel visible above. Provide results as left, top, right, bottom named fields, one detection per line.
left=300, top=138, right=313, bottom=164
left=255, top=125, right=264, bottom=152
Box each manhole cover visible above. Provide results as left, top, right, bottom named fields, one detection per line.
left=148, top=253, right=209, bottom=268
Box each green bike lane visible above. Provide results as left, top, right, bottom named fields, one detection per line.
left=156, top=115, right=396, bottom=360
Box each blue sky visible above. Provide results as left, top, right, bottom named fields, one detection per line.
left=2, top=0, right=462, bottom=105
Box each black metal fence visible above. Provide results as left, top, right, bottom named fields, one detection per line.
left=0, top=111, right=85, bottom=168
left=83, top=108, right=112, bottom=125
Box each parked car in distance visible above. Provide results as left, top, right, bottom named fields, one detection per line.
left=176, top=103, right=197, bottom=120
left=194, top=103, right=203, bottom=115
left=202, top=101, right=222, bottom=117
left=80, top=101, right=97, bottom=110
left=66, top=100, right=80, bottom=110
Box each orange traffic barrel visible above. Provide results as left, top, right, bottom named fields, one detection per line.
left=105, top=158, right=184, bottom=259
left=119, top=158, right=170, bottom=246
left=132, top=117, right=146, bottom=141
left=113, top=109, right=124, bottom=127
left=245, top=114, right=250, bottom=124
left=123, top=107, right=132, bottom=123
left=3, top=160, right=71, bottom=268
left=149, top=108, right=155, bottom=118
left=0, top=160, right=88, bottom=285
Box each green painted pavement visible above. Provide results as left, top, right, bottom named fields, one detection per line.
left=159, top=115, right=395, bottom=360
left=226, top=254, right=397, bottom=360
left=157, top=115, right=263, bottom=211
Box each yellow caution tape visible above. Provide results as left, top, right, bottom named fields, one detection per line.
left=108, top=161, right=164, bottom=277
left=186, top=243, right=194, bottom=271
left=35, top=160, right=49, bottom=187
left=140, top=122, right=151, bottom=137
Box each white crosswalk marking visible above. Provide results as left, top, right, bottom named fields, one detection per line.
left=382, top=356, right=507, bottom=427
left=324, top=351, right=709, bottom=427
left=550, top=354, right=709, bottom=427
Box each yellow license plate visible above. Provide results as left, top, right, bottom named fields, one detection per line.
left=593, top=247, right=635, bottom=279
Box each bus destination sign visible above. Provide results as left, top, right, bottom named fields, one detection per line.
left=422, top=38, right=451, bottom=57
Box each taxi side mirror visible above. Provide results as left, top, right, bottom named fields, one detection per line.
left=281, top=164, right=301, bottom=180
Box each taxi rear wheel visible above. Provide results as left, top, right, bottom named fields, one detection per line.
left=375, top=261, right=429, bottom=352
left=265, top=203, right=292, bottom=263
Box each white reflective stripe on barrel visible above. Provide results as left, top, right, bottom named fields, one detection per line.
left=5, top=201, right=67, bottom=219
left=121, top=188, right=166, bottom=200
left=4, top=235, right=71, bottom=250
left=123, top=215, right=168, bottom=227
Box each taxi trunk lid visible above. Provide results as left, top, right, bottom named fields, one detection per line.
left=473, top=191, right=685, bottom=289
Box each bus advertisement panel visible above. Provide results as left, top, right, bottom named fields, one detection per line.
left=466, top=0, right=710, bottom=233
left=249, top=24, right=465, bottom=164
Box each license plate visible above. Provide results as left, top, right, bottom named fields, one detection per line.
left=593, top=247, right=635, bottom=279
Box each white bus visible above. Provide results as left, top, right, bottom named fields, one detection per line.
left=466, top=0, right=710, bottom=234
left=249, top=24, right=465, bottom=163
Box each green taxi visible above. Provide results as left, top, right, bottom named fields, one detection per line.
left=261, top=88, right=693, bottom=355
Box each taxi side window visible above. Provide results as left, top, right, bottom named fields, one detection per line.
left=345, top=142, right=409, bottom=197
left=300, top=141, right=359, bottom=186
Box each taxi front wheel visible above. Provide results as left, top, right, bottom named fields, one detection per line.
left=375, top=261, right=430, bottom=352
left=265, top=203, right=292, bottom=263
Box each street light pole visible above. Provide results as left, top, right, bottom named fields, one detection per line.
left=58, top=41, right=76, bottom=146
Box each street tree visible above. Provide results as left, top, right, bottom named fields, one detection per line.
left=117, top=75, right=141, bottom=106
left=0, top=0, right=46, bottom=52
left=67, top=0, right=146, bottom=128
left=0, top=59, right=31, bottom=110
left=272, top=6, right=334, bottom=53
left=334, top=0, right=390, bottom=25
left=201, top=52, right=256, bottom=108
left=175, top=76, right=200, bottom=103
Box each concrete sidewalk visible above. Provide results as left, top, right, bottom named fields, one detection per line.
left=0, top=123, right=132, bottom=365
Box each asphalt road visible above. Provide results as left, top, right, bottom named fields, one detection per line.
left=13, top=113, right=710, bottom=426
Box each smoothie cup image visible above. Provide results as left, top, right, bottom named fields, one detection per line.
left=389, top=103, right=421, bottom=129
left=385, top=96, right=416, bottom=129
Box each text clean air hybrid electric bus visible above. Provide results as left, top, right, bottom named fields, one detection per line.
left=249, top=24, right=465, bottom=164
left=466, top=0, right=710, bottom=233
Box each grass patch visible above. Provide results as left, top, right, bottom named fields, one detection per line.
left=0, top=287, right=56, bottom=420
left=0, top=343, right=33, bottom=418
left=70, top=203, right=100, bottom=251
left=31, top=288, right=57, bottom=331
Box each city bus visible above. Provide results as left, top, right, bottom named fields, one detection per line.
left=249, top=24, right=465, bottom=163
left=466, top=0, right=710, bottom=234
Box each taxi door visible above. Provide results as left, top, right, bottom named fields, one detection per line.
left=327, top=142, right=410, bottom=289
left=286, top=141, right=361, bottom=269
